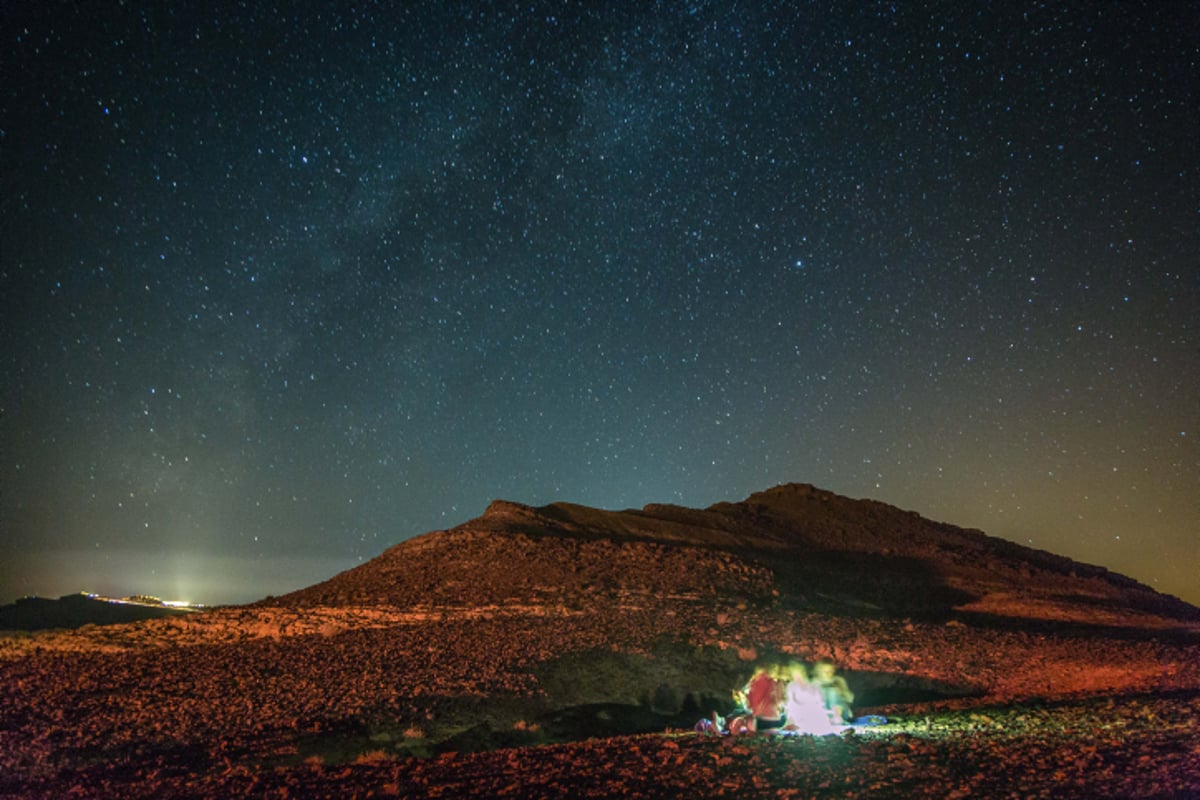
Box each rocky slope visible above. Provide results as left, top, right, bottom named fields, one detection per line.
left=2, top=483, right=1198, bottom=798
left=271, top=483, right=1197, bottom=627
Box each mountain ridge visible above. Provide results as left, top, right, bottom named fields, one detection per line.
left=269, top=482, right=1197, bottom=627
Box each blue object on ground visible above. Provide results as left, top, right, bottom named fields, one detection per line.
left=850, top=715, right=888, bottom=726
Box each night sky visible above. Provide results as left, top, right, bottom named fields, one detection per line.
left=2, top=2, right=1197, bottom=607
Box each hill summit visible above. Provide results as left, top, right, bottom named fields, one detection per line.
left=273, top=482, right=1196, bottom=628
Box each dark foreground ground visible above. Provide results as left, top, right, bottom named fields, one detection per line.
left=9, top=691, right=1198, bottom=799
left=4, top=560, right=1199, bottom=800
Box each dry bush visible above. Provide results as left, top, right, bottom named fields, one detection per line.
left=354, top=749, right=394, bottom=764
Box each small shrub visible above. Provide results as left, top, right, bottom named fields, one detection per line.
left=354, top=749, right=393, bottom=764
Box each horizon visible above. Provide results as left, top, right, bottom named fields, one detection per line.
left=4, top=483, right=1198, bottom=609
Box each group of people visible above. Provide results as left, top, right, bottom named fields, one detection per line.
left=704, top=660, right=855, bottom=736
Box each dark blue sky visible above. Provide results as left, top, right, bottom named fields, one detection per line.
left=2, top=1, right=1197, bottom=605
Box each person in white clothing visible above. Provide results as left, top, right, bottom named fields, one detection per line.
left=782, top=662, right=842, bottom=735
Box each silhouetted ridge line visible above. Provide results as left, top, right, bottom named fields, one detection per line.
left=264, top=483, right=1198, bottom=625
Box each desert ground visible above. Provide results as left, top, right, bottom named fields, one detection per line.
left=4, top=485, right=1198, bottom=798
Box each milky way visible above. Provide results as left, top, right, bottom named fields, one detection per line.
left=2, top=1, right=1196, bottom=605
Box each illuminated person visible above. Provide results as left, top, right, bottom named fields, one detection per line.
left=734, top=665, right=767, bottom=712
left=707, top=667, right=763, bottom=735
left=812, top=660, right=854, bottom=722
left=783, top=662, right=836, bottom=734
left=746, top=663, right=786, bottom=730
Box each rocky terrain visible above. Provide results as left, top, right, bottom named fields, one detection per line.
left=3, top=483, right=1198, bottom=798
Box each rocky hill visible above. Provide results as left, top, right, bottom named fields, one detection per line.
left=4, top=483, right=1198, bottom=799
left=270, top=483, right=1197, bottom=628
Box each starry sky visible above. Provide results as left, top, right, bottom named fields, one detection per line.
left=2, top=1, right=1197, bottom=607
